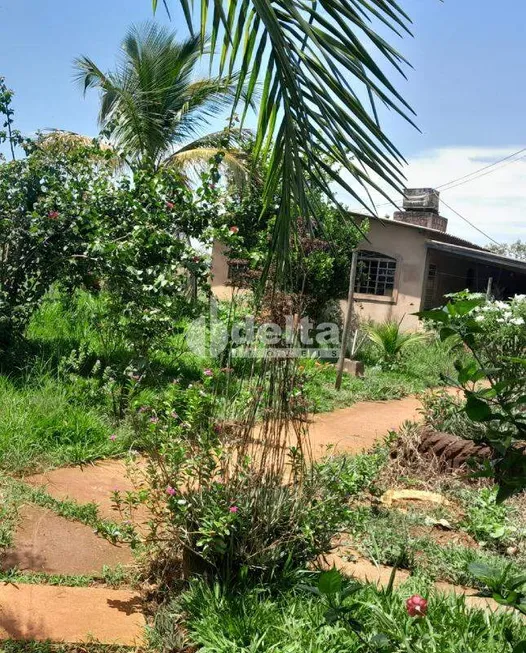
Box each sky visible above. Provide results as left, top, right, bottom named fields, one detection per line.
left=1, top=0, right=525, bottom=244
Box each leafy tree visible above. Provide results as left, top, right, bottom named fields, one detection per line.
left=155, top=0, right=413, bottom=269
left=0, top=129, right=222, bottom=354
left=487, top=240, right=526, bottom=262
left=0, top=76, right=25, bottom=161
left=74, top=22, right=247, bottom=177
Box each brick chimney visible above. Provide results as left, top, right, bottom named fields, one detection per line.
left=393, top=188, right=448, bottom=233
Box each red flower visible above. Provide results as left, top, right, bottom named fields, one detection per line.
left=406, top=595, right=428, bottom=617
left=165, top=201, right=174, bottom=210
left=229, top=226, right=239, bottom=234
left=192, top=256, right=201, bottom=263
left=47, top=211, right=59, bottom=219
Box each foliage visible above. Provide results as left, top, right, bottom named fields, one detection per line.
left=125, top=399, right=368, bottom=581
left=420, top=389, right=483, bottom=441
left=418, top=293, right=526, bottom=500
left=151, top=575, right=526, bottom=652
left=487, top=239, right=526, bottom=262
left=0, top=75, right=25, bottom=160
left=469, top=562, right=526, bottom=615
left=461, top=486, right=519, bottom=545
left=365, top=320, right=429, bottom=370
left=75, top=22, right=247, bottom=176
left=157, top=0, right=414, bottom=273
left=0, top=137, right=114, bottom=348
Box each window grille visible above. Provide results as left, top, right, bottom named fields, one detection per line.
left=355, top=250, right=397, bottom=297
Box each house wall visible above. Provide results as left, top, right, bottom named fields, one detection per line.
left=210, top=219, right=429, bottom=330
left=342, top=220, right=428, bottom=331
left=210, top=241, right=234, bottom=300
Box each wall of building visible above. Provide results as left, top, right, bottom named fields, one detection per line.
left=341, top=220, right=428, bottom=331
left=210, top=241, right=234, bottom=300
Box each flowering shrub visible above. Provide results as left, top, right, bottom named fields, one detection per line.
left=418, top=293, right=526, bottom=500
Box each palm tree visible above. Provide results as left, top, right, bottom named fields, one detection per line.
left=74, top=22, right=248, bottom=176
left=154, top=0, right=415, bottom=270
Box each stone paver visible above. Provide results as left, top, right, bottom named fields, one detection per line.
left=26, top=459, right=147, bottom=524
left=1, top=504, right=133, bottom=575
left=321, top=550, right=508, bottom=614
left=0, top=583, right=144, bottom=644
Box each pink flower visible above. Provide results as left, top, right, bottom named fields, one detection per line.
left=229, top=226, right=239, bottom=234
left=406, top=595, right=428, bottom=617
left=166, top=485, right=176, bottom=496
left=113, top=487, right=120, bottom=493
left=229, top=505, right=239, bottom=513
left=109, top=433, right=117, bottom=442
left=171, top=411, right=179, bottom=419
left=166, top=201, right=174, bottom=210
left=149, top=416, right=159, bottom=424
left=203, top=368, right=213, bottom=377
left=47, top=210, right=59, bottom=219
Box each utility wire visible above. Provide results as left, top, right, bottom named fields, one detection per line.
left=436, top=146, right=526, bottom=191
left=440, top=198, right=499, bottom=245
left=373, top=145, right=526, bottom=210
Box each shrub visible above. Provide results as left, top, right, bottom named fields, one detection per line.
left=365, top=320, right=428, bottom=369
left=150, top=576, right=526, bottom=652
left=419, top=293, right=526, bottom=499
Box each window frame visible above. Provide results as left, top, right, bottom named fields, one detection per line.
left=353, top=249, right=400, bottom=303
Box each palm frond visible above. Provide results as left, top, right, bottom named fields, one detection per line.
left=74, top=22, right=244, bottom=169
left=160, top=0, right=415, bottom=271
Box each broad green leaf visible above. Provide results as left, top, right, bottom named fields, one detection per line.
left=318, top=567, right=342, bottom=595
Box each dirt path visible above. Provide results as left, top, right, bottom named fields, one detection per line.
left=308, top=395, right=422, bottom=458
left=0, top=392, right=428, bottom=645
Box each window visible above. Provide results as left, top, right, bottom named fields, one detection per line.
left=355, top=250, right=397, bottom=297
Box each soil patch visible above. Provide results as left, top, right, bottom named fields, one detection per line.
left=308, top=396, right=422, bottom=457
left=0, top=583, right=144, bottom=644
left=1, top=504, right=133, bottom=575
left=26, top=459, right=147, bottom=525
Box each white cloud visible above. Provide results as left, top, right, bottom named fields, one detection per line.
left=339, top=146, right=526, bottom=246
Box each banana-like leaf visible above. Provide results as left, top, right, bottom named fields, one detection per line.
left=155, top=0, right=415, bottom=273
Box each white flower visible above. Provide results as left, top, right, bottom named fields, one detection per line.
left=510, top=317, right=525, bottom=326
left=475, top=315, right=485, bottom=322
left=513, top=294, right=526, bottom=302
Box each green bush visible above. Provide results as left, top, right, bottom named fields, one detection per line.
left=419, top=293, right=526, bottom=499
left=150, top=576, right=526, bottom=652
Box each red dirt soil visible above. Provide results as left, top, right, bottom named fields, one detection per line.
left=1, top=504, right=133, bottom=575
left=308, top=396, right=422, bottom=458
left=26, top=459, right=144, bottom=523
left=0, top=583, right=144, bottom=644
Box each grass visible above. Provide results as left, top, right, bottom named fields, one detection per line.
left=150, top=576, right=526, bottom=652
left=344, top=505, right=524, bottom=589
left=0, top=373, right=131, bottom=474
left=0, top=645, right=140, bottom=652
left=0, top=290, right=460, bottom=475
left=301, top=337, right=459, bottom=414
left=0, top=564, right=133, bottom=588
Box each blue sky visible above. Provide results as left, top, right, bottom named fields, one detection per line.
left=1, top=0, right=525, bottom=243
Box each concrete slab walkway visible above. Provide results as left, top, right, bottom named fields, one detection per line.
left=0, top=584, right=145, bottom=644
left=1, top=504, right=133, bottom=575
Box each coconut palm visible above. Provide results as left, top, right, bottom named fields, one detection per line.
left=154, top=0, right=414, bottom=270
left=74, top=22, right=248, bottom=177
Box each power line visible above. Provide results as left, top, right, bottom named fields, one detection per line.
left=372, top=145, right=526, bottom=210
left=436, top=146, right=526, bottom=191
left=440, top=198, right=499, bottom=245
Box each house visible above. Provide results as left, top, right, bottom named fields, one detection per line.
left=210, top=188, right=526, bottom=330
